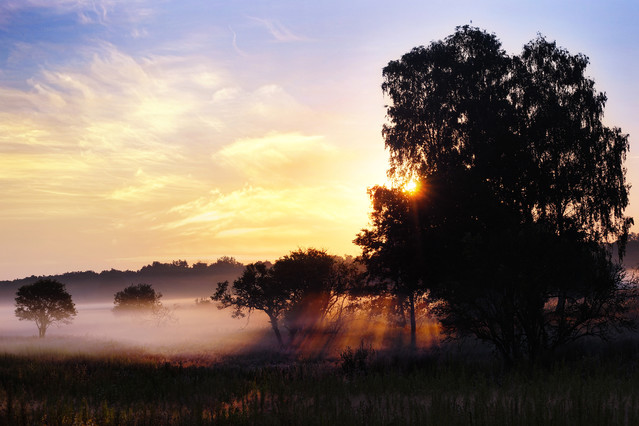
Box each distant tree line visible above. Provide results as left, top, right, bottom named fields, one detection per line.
left=11, top=258, right=242, bottom=337
left=4, top=257, right=243, bottom=286
left=1, top=257, right=245, bottom=303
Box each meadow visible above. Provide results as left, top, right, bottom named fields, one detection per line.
left=3, top=333, right=639, bottom=425
left=3, top=294, right=639, bottom=425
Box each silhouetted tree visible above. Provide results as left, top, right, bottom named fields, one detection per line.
left=213, top=250, right=360, bottom=348
left=363, top=25, right=634, bottom=363
left=355, top=185, right=430, bottom=348
left=212, top=262, right=288, bottom=347
left=275, top=249, right=358, bottom=340
left=113, top=283, right=163, bottom=312
left=114, top=283, right=174, bottom=325
left=382, top=26, right=630, bottom=238
left=15, top=279, right=77, bottom=338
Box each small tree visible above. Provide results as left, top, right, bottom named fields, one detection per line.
left=114, top=283, right=173, bottom=325
left=15, top=279, right=77, bottom=338
left=212, top=262, right=288, bottom=347
left=114, top=283, right=162, bottom=312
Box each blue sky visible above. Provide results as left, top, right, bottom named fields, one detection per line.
left=0, top=0, right=637, bottom=279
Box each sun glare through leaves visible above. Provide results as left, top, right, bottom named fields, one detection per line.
left=402, top=178, right=419, bottom=195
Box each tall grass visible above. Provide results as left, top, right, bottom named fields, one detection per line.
left=3, top=338, right=639, bottom=425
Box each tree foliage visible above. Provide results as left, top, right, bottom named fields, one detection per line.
left=382, top=26, right=631, bottom=241
left=113, top=283, right=162, bottom=313
left=15, top=279, right=77, bottom=338
left=358, top=25, right=634, bottom=363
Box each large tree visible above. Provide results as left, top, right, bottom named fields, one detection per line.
left=360, top=26, right=633, bottom=363
left=381, top=27, right=630, bottom=235
left=15, top=279, right=77, bottom=338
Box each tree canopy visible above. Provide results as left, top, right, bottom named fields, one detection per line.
left=381, top=25, right=631, bottom=242
left=15, top=279, right=77, bottom=338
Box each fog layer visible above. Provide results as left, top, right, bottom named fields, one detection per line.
left=0, top=298, right=275, bottom=358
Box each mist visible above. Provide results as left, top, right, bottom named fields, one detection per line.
left=0, top=297, right=278, bottom=360
left=0, top=295, right=444, bottom=362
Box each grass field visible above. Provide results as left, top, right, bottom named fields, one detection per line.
left=3, top=335, right=639, bottom=425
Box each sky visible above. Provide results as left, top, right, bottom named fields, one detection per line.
left=0, top=0, right=637, bottom=280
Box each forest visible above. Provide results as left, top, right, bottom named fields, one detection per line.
left=2, top=26, right=639, bottom=424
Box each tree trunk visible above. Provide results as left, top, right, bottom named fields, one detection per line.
left=409, top=293, right=417, bottom=349
left=268, top=315, right=284, bottom=348
left=38, top=326, right=46, bottom=338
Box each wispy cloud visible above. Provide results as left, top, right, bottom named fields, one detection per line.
left=0, top=44, right=219, bottom=222
left=248, top=17, right=308, bottom=42
left=214, top=132, right=337, bottom=184
left=160, top=184, right=366, bottom=247
left=0, top=36, right=375, bottom=276
left=229, top=26, right=248, bottom=57
left=0, top=0, right=155, bottom=27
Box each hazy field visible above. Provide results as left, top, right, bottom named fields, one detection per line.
left=4, top=332, right=639, bottom=425
left=4, top=293, right=639, bottom=424
left=0, top=298, right=279, bottom=360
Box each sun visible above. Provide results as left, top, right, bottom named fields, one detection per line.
left=402, top=178, right=419, bottom=194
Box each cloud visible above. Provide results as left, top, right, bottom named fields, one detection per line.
left=130, top=27, right=149, bottom=38
left=2, top=43, right=210, bottom=148
left=160, top=184, right=367, bottom=242
left=144, top=179, right=372, bottom=264
left=229, top=26, right=248, bottom=57
left=248, top=17, right=308, bottom=42
left=0, top=44, right=224, bottom=226
left=212, top=86, right=240, bottom=102
left=214, top=132, right=338, bottom=183
left=0, top=41, right=329, bottom=224
left=107, top=169, right=168, bottom=201
left=0, top=0, right=155, bottom=27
